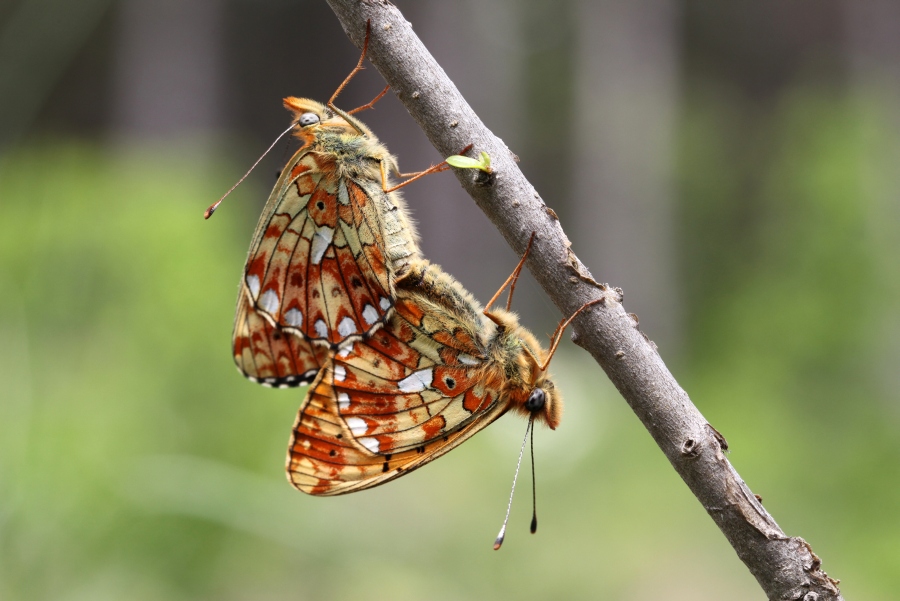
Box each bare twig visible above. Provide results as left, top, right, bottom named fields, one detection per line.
left=324, top=1, right=844, bottom=599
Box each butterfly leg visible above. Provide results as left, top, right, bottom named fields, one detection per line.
left=539, top=298, right=604, bottom=371
left=483, top=233, right=536, bottom=326
left=394, top=143, right=473, bottom=177
left=380, top=160, right=451, bottom=193
left=348, top=84, right=390, bottom=115
left=381, top=144, right=474, bottom=193
left=328, top=20, right=372, bottom=110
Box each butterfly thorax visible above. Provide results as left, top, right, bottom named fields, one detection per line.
left=483, top=308, right=563, bottom=430
left=311, top=133, right=392, bottom=181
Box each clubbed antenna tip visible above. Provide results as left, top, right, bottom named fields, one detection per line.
left=493, top=526, right=506, bottom=551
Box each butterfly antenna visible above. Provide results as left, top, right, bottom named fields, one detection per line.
left=204, top=122, right=297, bottom=219
left=530, top=418, right=538, bottom=534
left=494, top=416, right=534, bottom=550
left=276, top=131, right=294, bottom=178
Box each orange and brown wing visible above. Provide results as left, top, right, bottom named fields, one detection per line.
left=235, top=147, right=420, bottom=386
left=241, top=151, right=397, bottom=346
left=233, top=291, right=330, bottom=387
left=287, top=265, right=507, bottom=495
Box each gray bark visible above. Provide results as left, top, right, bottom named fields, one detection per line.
left=325, top=1, right=844, bottom=599
left=389, top=1, right=525, bottom=315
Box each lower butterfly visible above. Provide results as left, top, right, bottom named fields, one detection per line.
left=220, top=22, right=452, bottom=389
left=287, top=236, right=599, bottom=496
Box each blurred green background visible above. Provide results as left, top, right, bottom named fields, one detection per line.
left=2, top=1, right=899, bottom=599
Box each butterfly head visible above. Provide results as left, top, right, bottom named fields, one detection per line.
left=490, top=309, right=563, bottom=430
left=283, top=97, right=375, bottom=144
left=518, top=327, right=563, bottom=430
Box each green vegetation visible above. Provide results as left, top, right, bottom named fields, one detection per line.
left=446, top=151, right=492, bottom=173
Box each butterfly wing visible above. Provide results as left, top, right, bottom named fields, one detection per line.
left=287, top=262, right=508, bottom=495
left=242, top=151, right=397, bottom=344
left=233, top=290, right=330, bottom=387
left=235, top=145, right=418, bottom=385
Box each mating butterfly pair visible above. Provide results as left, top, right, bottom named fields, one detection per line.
left=211, top=26, right=595, bottom=510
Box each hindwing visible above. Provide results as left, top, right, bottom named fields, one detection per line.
left=233, top=291, right=331, bottom=387
left=287, top=262, right=509, bottom=495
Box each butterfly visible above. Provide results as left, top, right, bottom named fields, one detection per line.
left=286, top=236, right=600, bottom=496
left=223, top=24, right=451, bottom=389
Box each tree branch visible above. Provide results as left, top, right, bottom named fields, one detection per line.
left=325, top=1, right=843, bottom=598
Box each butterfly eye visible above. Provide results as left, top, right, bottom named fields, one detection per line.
left=298, top=112, right=320, bottom=127
left=525, top=388, right=546, bottom=412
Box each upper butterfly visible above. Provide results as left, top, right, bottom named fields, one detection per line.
left=217, top=21, right=458, bottom=389
left=232, top=95, right=423, bottom=389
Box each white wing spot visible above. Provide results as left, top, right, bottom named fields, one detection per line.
left=338, top=392, right=350, bottom=411
left=379, top=297, right=391, bottom=311
left=314, top=319, right=329, bottom=338
left=359, top=437, right=380, bottom=454
left=398, top=368, right=433, bottom=393
left=333, top=364, right=346, bottom=382
left=337, top=344, right=353, bottom=358
left=310, top=225, right=335, bottom=265
left=284, top=308, right=303, bottom=327
left=260, top=289, right=279, bottom=314
left=346, top=417, right=368, bottom=436
left=362, top=304, right=378, bottom=325
left=246, top=274, right=261, bottom=299
left=338, top=180, right=350, bottom=205
left=458, top=353, right=480, bottom=366
left=337, top=316, right=357, bottom=337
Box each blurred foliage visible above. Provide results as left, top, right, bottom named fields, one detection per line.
left=677, top=82, right=900, bottom=597
left=1, top=85, right=899, bottom=600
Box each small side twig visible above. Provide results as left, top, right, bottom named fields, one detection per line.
left=324, top=2, right=843, bottom=599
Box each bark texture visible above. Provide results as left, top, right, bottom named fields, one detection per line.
left=325, top=1, right=844, bottom=599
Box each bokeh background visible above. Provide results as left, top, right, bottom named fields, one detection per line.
left=2, top=1, right=899, bottom=599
